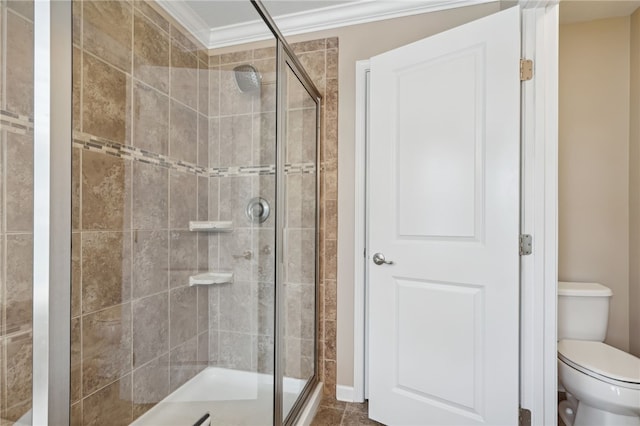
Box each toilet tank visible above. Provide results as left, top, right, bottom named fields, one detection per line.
left=558, top=281, right=613, bottom=341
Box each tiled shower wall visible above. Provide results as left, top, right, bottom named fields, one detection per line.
left=71, top=1, right=211, bottom=424
left=206, top=45, right=278, bottom=373
left=0, top=1, right=35, bottom=423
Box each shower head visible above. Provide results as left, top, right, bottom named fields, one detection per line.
left=233, top=64, right=262, bottom=94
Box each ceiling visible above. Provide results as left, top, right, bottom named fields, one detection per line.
left=560, top=0, right=640, bottom=24
left=184, top=1, right=356, bottom=30
left=183, top=0, right=640, bottom=28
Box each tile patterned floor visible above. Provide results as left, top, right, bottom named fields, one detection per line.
left=313, top=396, right=567, bottom=426
left=311, top=398, right=383, bottom=426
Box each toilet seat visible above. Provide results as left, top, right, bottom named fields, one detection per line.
left=558, top=340, right=640, bottom=390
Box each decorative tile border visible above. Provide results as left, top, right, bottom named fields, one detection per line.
left=285, top=163, right=317, bottom=175
left=73, top=132, right=210, bottom=176
left=0, top=111, right=317, bottom=177
left=73, top=131, right=316, bottom=177
left=215, top=164, right=276, bottom=177
left=0, top=109, right=33, bottom=135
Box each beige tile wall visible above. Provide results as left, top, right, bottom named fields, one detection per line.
left=289, top=38, right=339, bottom=399
left=71, top=1, right=210, bottom=424
left=207, top=45, right=278, bottom=374
left=0, top=1, right=34, bottom=424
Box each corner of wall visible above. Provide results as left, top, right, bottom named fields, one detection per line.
left=628, top=8, right=640, bottom=357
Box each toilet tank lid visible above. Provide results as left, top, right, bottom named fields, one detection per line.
left=558, top=281, right=613, bottom=297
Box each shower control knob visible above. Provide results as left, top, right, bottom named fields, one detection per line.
left=372, top=253, right=394, bottom=265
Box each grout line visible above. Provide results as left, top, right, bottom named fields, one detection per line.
left=133, top=1, right=170, bottom=40
left=339, top=402, right=347, bottom=425
left=5, top=6, right=33, bottom=25
left=78, top=26, right=83, bottom=134
left=1, top=2, right=7, bottom=339
left=168, top=287, right=173, bottom=391
left=2, top=137, right=6, bottom=365
left=76, top=3, right=84, bottom=414
left=1, top=183, right=6, bottom=414
left=78, top=232, right=83, bottom=403
left=167, top=19, right=174, bottom=391
left=129, top=7, right=135, bottom=400
left=78, top=369, right=132, bottom=405
left=2, top=6, right=6, bottom=113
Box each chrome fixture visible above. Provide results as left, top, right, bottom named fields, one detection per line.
left=246, top=197, right=270, bottom=223
left=232, top=250, right=253, bottom=260
left=233, top=64, right=262, bottom=93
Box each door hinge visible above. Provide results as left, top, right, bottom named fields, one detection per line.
left=520, top=59, right=533, bottom=81
left=520, top=234, right=532, bottom=256
left=519, top=407, right=532, bottom=426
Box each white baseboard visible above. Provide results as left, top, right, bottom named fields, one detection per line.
left=336, top=385, right=355, bottom=402
left=296, top=382, right=323, bottom=426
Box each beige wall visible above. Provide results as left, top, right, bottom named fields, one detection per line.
left=559, top=17, right=631, bottom=351
left=630, top=9, right=640, bottom=357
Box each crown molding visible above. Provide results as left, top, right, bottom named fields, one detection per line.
left=157, top=0, right=496, bottom=50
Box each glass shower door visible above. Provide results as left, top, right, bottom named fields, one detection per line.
left=69, top=1, right=279, bottom=424
left=280, top=54, right=319, bottom=422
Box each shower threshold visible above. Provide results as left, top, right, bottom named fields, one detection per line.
left=132, top=367, right=307, bottom=426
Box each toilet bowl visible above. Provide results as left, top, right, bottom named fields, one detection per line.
left=558, top=339, right=640, bottom=426
left=557, top=282, right=640, bottom=425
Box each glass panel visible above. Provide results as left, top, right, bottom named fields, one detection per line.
left=282, top=63, right=317, bottom=419
left=1, top=1, right=35, bottom=424
left=70, top=1, right=276, bottom=424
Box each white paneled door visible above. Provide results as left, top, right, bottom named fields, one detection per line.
left=367, top=7, right=521, bottom=425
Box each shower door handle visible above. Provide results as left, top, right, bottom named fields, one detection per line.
left=372, top=253, right=393, bottom=265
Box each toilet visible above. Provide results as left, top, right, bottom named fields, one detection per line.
left=558, top=281, right=640, bottom=426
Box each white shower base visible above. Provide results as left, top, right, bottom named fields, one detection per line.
left=132, top=367, right=309, bottom=426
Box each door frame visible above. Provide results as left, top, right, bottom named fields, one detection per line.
left=352, top=59, right=370, bottom=403
left=350, top=2, right=559, bottom=425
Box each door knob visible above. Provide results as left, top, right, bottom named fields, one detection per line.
left=373, top=253, right=394, bottom=265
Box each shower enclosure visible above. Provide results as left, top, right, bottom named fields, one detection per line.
left=1, top=0, right=321, bottom=424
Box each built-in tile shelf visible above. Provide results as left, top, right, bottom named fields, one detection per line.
left=189, top=221, right=233, bottom=232
left=189, top=272, right=234, bottom=286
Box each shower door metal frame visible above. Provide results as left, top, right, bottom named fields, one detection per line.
left=277, top=51, right=322, bottom=426
left=32, top=0, right=72, bottom=424
left=251, top=1, right=322, bottom=425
